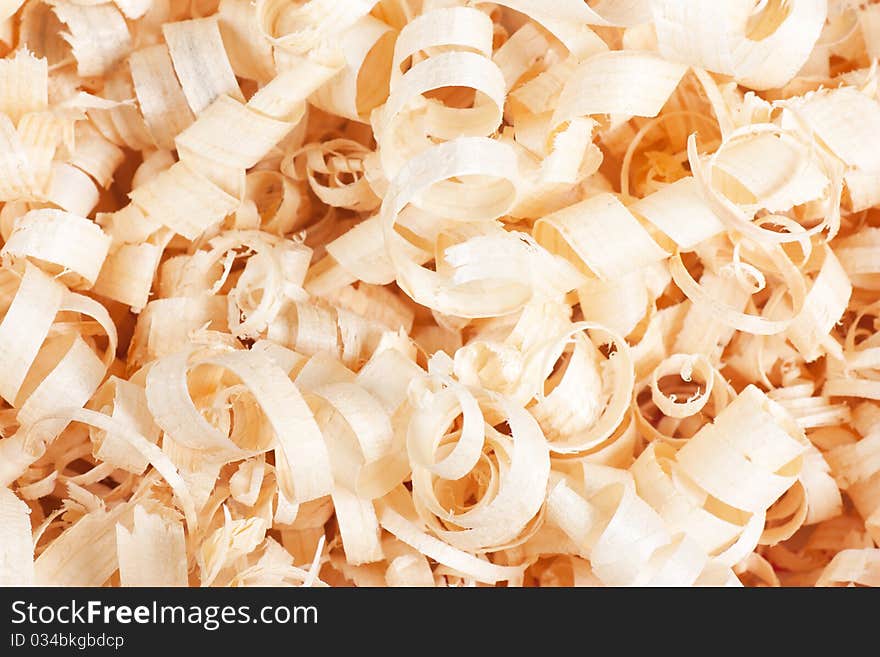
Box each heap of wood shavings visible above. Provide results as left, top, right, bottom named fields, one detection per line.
left=2, top=0, right=880, bottom=588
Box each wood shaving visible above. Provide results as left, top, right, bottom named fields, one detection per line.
left=1, top=0, right=880, bottom=588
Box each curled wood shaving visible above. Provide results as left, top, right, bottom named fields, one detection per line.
left=0, top=0, right=879, bottom=588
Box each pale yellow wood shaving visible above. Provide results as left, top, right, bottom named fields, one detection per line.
left=0, top=0, right=876, bottom=589
left=2, top=208, right=111, bottom=288
left=52, top=2, right=132, bottom=77
left=116, top=505, right=188, bottom=587
left=162, top=17, right=243, bottom=115
left=0, top=486, right=33, bottom=585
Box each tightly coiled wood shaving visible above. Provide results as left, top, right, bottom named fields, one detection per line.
left=1, top=0, right=880, bottom=588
